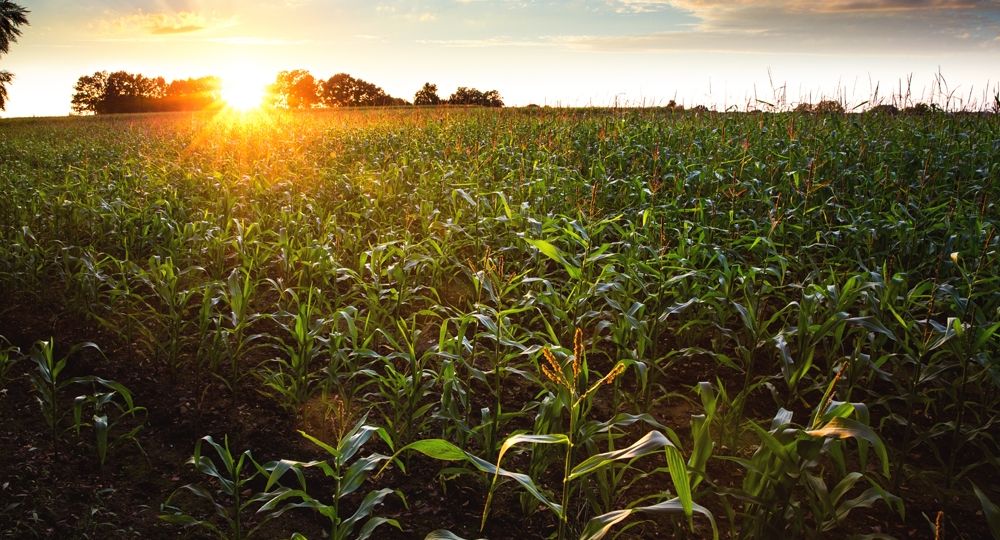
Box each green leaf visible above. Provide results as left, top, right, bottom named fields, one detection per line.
left=580, top=498, right=718, bottom=540
left=425, top=530, right=487, bottom=540
left=394, top=438, right=469, bottom=463
left=380, top=437, right=563, bottom=522
left=568, top=431, right=668, bottom=481
left=343, top=488, right=397, bottom=531
left=356, top=516, right=402, bottom=540
left=973, top=482, right=1000, bottom=540
left=806, top=417, right=890, bottom=476
left=264, top=459, right=307, bottom=491
left=497, top=434, right=569, bottom=469
left=665, top=445, right=692, bottom=521
left=524, top=238, right=581, bottom=279
left=525, top=238, right=563, bottom=262
left=94, top=414, right=109, bottom=465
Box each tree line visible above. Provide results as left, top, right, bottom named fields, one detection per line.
left=71, top=72, right=221, bottom=114
left=70, top=68, right=504, bottom=114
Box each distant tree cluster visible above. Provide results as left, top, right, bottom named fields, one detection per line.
left=71, top=71, right=221, bottom=114
left=68, top=67, right=506, bottom=114
left=413, top=83, right=441, bottom=106
left=446, top=86, right=503, bottom=107
left=794, top=100, right=954, bottom=115
left=263, top=71, right=503, bottom=109
left=265, top=70, right=504, bottom=109
left=267, top=69, right=409, bottom=108
left=321, top=73, right=406, bottom=107
left=793, top=100, right=845, bottom=114
left=319, top=73, right=410, bottom=107
left=664, top=99, right=684, bottom=112
left=0, top=0, right=29, bottom=111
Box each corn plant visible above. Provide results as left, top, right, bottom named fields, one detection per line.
left=216, top=268, right=266, bottom=388
left=258, top=415, right=402, bottom=540
left=259, top=285, right=328, bottom=410
left=720, top=372, right=903, bottom=538
left=368, top=317, right=441, bottom=447
left=161, top=435, right=281, bottom=540
left=138, top=255, right=201, bottom=372
left=28, top=338, right=99, bottom=443
left=71, top=377, right=147, bottom=467
left=380, top=329, right=716, bottom=539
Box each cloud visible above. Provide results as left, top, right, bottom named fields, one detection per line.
left=95, top=9, right=237, bottom=36
left=613, top=0, right=993, bottom=16
left=601, top=0, right=1000, bottom=51
left=375, top=4, right=438, bottom=22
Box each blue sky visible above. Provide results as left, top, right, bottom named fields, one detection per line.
left=2, top=0, right=999, bottom=116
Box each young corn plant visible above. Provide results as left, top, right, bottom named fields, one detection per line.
left=139, top=255, right=201, bottom=373
left=370, top=317, right=440, bottom=447
left=260, top=285, right=328, bottom=411
left=381, top=329, right=715, bottom=539
left=216, top=268, right=266, bottom=389
left=28, top=338, right=100, bottom=444
left=259, top=415, right=403, bottom=540
left=161, top=435, right=281, bottom=540
left=71, top=377, right=147, bottom=467
left=722, top=371, right=903, bottom=538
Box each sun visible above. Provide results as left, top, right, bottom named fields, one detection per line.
left=220, top=74, right=267, bottom=111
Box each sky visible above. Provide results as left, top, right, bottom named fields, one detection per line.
left=1, top=0, right=999, bottom=117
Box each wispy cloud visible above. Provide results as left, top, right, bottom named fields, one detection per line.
left=375, top=4, right=439, bottom=22
left=612, top=0, right=993, bottom=16
left=601, top=0, right=1000, bottom=51
left=94, top=9, right=237, bottom=36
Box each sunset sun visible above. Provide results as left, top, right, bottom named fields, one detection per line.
left=220, top=75, right=267, bottom=111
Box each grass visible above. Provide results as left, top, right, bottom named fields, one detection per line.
left=0, top=106, right=997, bottom=538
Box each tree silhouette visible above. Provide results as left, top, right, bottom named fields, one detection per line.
left=448, top=86, right=503, bottom=107
left=71, top=71, right=219, bottom=114
left=269, top=69, right=318, bottom=109
left=0, top=0, right=29, bottom=111
left=414, top=83, right=441, bottom=106
left=162, top=76, right=221, bottom=111
left=319, top=73, right=403, bottom=107
left=813, top=100, right=845, bottom=114
left=71, top=72, right=108, bottom=114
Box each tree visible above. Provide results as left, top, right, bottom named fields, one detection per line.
left=448, top=86, right=503, bottom=107
left=813, top=100, right=845, bottom=114
left=0, top=0, right=29, bottom=111
left=162, top=76, right=221, bottom=111
left=448, top=86, right=482, bottom=106
left=414, top=83, right=440, bottom=106
left=269, top=69, right=318, bottom=109
left=868, top=104, right=899, bottom=116
left=0, top=70, right=11, bottom=110
left=71, top=71, right=109, bottom=114
left=482, top=89, right=503, bottom=107
left=71, top=70, right=194, bottom=114
left=319, top=73, right=398, bottom=107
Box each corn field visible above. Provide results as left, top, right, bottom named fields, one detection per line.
left=0, top=107, right=998, bottom=539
